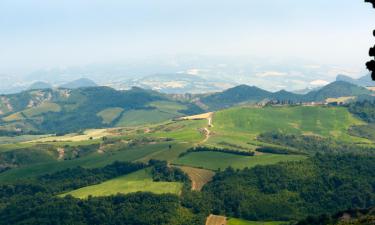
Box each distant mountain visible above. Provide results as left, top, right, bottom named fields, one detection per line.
left=119, top=73, right=235, bottom=94
left=271, top=90, right=303, bottom=102
left=292, top=86, right=321, bottom=95
left=200, top=85, right=272, bottom=110
left=28, top=81, right=53, bottom=90
left=199, top=81, right=372, bottom=110
left=60, top=78, right=98, bottom=89
left=304, top=81, right=372, bottom=102
left=336, top=74, right=374, bottom=87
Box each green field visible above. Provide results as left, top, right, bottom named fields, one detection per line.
left=23, top=102, right=61, bottom=117
left=148, top=101, right=187, bottom=114
left=209, top=106, right=366, bottom=149
left=0, top=134, right=51, bottom=145
left=116, top=109, right=176, bottom=126
left=0, top=141, right=194, bottom=181
left=62, top=168, right=183, bottom=198
left=173, top=151, right=306, bottom=171
left=227, top=218, right=287, bottom=225
left=97, top=107, right=123, bottom=124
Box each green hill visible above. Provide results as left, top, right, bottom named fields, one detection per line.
left=201, top=85, right=272, bottom=110
left=0, top=87, right=201, bottom=134
left=62, top=168, right=183, bottom=198
left=304, top=81, right=371, bottom=102
left=199, top=81, right=371, bottom=110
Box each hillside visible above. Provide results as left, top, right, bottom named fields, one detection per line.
left=0, top=87, right=202, bottom=134
left=0, top=80, right=372, bottom=134
left=0, top=103, right=374, bottom=224
left=200, top=85, right=273, bottom=110
left=304, top=81, right=372, bottom=102
left=199, top=81, right=371, bottom=110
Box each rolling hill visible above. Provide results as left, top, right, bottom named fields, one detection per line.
left=0, top=87, right=202, bottom=134
left=303, top=81, right=372, bottom=101
left=0, top=101, right=374, bottom=224
left=199, top=81, right=371, bottom=110
left=0, top=80, right=372, bottom=134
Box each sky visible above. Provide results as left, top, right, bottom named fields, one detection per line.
left=0, top=0, right=374, bottom=76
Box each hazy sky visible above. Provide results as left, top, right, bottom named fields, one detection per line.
left=1, top=0, right=374, bottom=74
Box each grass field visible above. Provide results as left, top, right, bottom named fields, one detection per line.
left=0, top=142, right=192, bottom=181
left=116, top=109, right=177, bottom=127
left=97, top=107, right=123, bottom=124
left=62, top=168, right=183, bottom=198
left=148, top=120, right=207, bottom=143
left=174, top=151, right=306, bottom=171
left=227, top=218, right=287, bottom=225
left=29, top=129, right=113, bottom=142
left=178, top=166, right=215, bottom=191
left=0, top=134, right=51, bottom=145
left=149, top=101, right=187, bottom=114
left=23, top=102, right=61, bottom=117
left=2, top=112, right=24, bottom=122
left=209, top=106, right=367, bottom=148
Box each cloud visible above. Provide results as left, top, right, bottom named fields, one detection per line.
left=256, top=71, right=287, bottom=78
left=310, top=79, right=329, bottom=86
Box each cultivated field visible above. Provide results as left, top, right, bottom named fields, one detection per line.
left=181, top=112, right=213, bottom=120
left=62, top=168, right=183, bottom=198
left=116, top=109, right=177, bottom=126
left=97, top=107, right=124, bottom=124
left=227, top=218, right=287, bottom=225
left=325, top=96, right=355, bottom=104
left=178, top=166, right=215, bottom=191
left=209, top=106, right=366, bottom=149
left=22, top=102, right=61, bottom=117
left=206, top=215, right=227, bottom=225
left=174, top=151, right=306, bottom=171
left=28, top=128, right=114, bottom=142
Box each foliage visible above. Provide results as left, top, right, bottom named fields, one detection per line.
left=202, top=154, right=375, bottom=221
left=349, top=124, right=375, bottom=141
left=38, top=161, right=146, bottom=193
left=0, top=193, right=203, bottom=225
left=62, top=168, right=184, bottom=198
left=257, top=132, right=375, bottom=155
left=294, top=207, right=375, bottom=225
left=149, top=160, right=190, bottom=183
left=348, top=100, right=375, bottom=123
left=179, top=146, right=255, bottom=157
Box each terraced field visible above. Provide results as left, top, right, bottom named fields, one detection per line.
left=62, top=168, right=183, bottom=198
